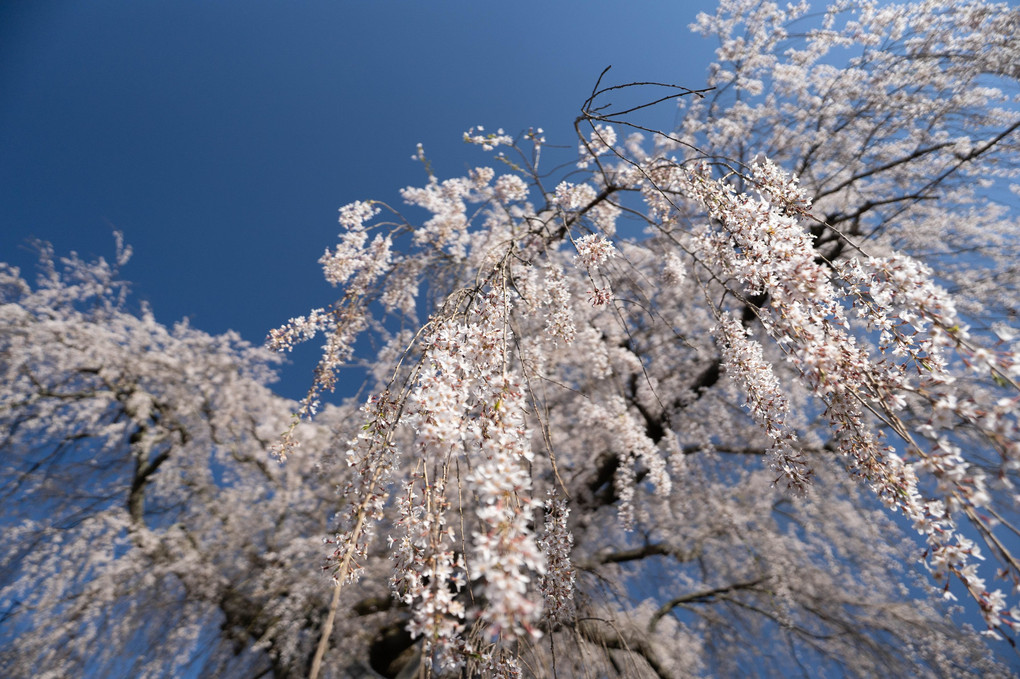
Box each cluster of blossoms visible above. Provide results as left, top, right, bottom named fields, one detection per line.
left=554, top=181, right=599, bottom=212
left=577, top=123, right=617, bottom=168
left=573, top=233, right=617, bottom=307
left=687, top=159, right=825, bottom=305
left=338, top=199, right=381, bottom=230
left=268, top=199, right=400, bottom=426
left=320, top=201, right=393, bottom=288
left=347, top=295, right=547, bottom=665
left=662, top=251, right=687, bottom=286
left=454, top=298, right=546, bottom=642
left=837, top=255, right=960, bottom=372
left=265, top=307, right=331, bottom=353
left=463, top=125, right=515, bottom=152
left=681, top=153, right=1017, bottom=630
left=401, top=176, right=475, bottom=258
left=540, top=268, right=577, bottom=343
left=493, top=173, right=530, bottom=203
left=716, top=313, right=810, bottom=490
left=325, top=393, right=400, bottom=586
left=573, top=233, right=617, bottom=269
left=582, top=396, right=671, bottom=528
left=465, top=370, right=546, bottom=640
left=319, top=231, right=392, bottom=288
left=388, top=476, right=466, bottom=669
left=536, top=497, right=575, bottom=624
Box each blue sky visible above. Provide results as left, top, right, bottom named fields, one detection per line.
left=0, top=0, right=715, bottom=400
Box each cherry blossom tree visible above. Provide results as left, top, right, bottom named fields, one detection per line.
left=3, top=0, right=1020, bottom=677
left=272, top=0, right=1020, bottom=676
left=0, top=241, right=351, bottom=678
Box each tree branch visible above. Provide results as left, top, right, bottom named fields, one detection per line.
left=576, top=617, right=676, bottom=679
left=648, top=577, right=770, bottom=633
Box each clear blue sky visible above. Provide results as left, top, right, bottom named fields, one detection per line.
left=0, top=0, right=714, bottom=399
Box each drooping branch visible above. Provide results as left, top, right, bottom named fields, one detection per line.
left=647, top=577, right=771, bottom=633
left=577, top=542, right=701, bottom=571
